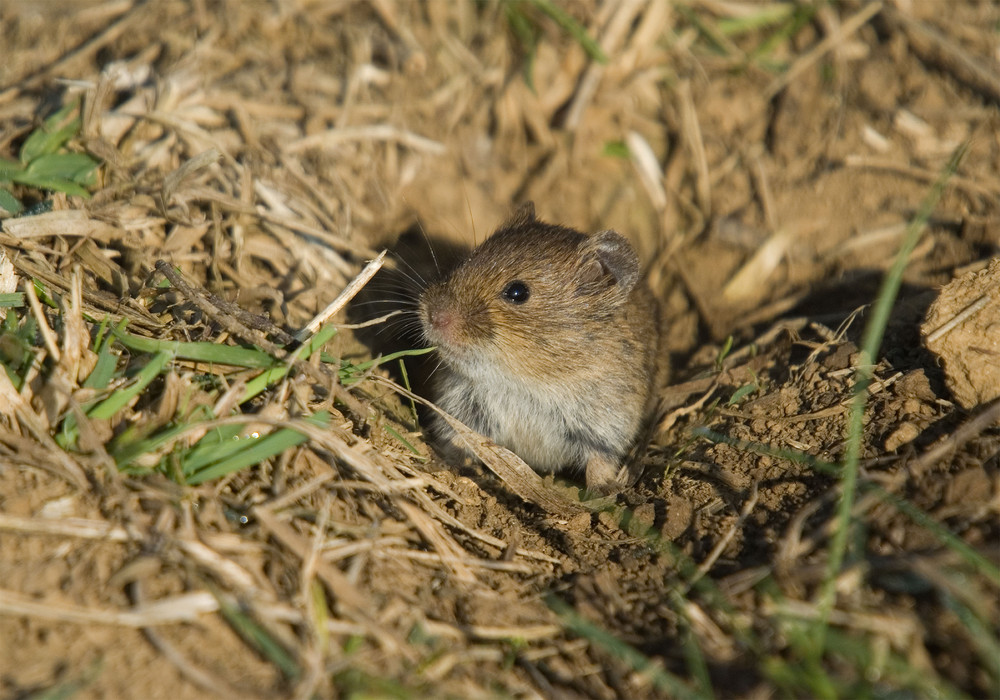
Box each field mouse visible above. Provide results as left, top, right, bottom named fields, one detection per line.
left=418, top=202, right=661, bottom=494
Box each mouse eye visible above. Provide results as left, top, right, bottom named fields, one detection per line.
left=501, top=280, right=530, bottom=304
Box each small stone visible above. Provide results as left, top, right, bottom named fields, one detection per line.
left=624, top=503, right=655, bottom=536
left=922, top=258, right=1000, bottom=411
left=566, top=511, right=592, bottom=533
left=661, top=496, right=693, bottom=540
left=597, top=511, right=619, bottom=531
left=884, top=422, right=921, bottom=451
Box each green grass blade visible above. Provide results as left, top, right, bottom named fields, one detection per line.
left=717, top=4, right=796, bottom=35
left=239, top=364, right=293, bottom=403
left=83, top=336, right=119, bottom=390
left=822, top=627, right=966, bottom=698
left=20, top=102, right=81, bottom=162
left=340, top=345, right=434, bottom=385
left=0, top=156, right=23, bottom=179
left=670, top=591, right=714, bottom=697
left=383, top=425, right=424, bottom=458
left=695, top=426, right=1000, bottom=586
left=0, top=293, right=25, bottom=308
left=24, top=152, right=99, bottom=184
left=0, top=312, right=36, bottom=388
left=505, top=2, right=540, bottom=90
left=90, top=316, right=115, bottom=351
left=0, top=186, right=23, bottom=214
left=309, top=579, right=331, bottom=654
left=210, top=585, right=301, bottom=681
left=299, top=322, right=338, bottom=352
left=869, top=485, right=1000, bottom=585
left=940, top=591, right=1000, bottom=686
left=10, top=171, right=91, bottom=197
left=177, top=423, right=250, bottom=476
left=186, top=412, right=330, bottom=485
left=676, top=4, right=733, bottom=56
left=820, top=143, right=967, bottom=652
left=184, top=428, right=306, bottom=485
left=398, top=357, right=418, bottom=424
left=113, top=329, right=279, bottom=368
left=748, top=4, right=815, bottom=63
left=692, top=426, right=839, bottom=474
left=21, top=659, right=102, bottom=700
left=239, top=323, right=337, bottom=403
left=333, top=668, right=415, bottom=698
left=526, top=0, right=607, bottom=64
left=727, top=381, right=757, bottom=405
left=110, top=421, right=195, bottom=470
left=88, top=350, right=173, bottom=420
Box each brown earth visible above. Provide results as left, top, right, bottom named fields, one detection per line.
left=0, top=1, right=998, bottom=699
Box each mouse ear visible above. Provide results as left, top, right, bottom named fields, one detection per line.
left=576, top=230, right=640, bottom=300
left=505, top=201, right=536, bottom=227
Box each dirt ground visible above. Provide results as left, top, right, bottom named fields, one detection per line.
left=0, top=1, right=998, bottom=698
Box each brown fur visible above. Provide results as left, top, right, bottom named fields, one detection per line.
left=419, top=203, right=663, bottom=494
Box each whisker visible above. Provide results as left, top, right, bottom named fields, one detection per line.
left=413, top=219, right=441, bottom=279
left=386, top=252, right=433, bottom=289
left=425, top=358, right=444, bottom=381
left=350, top=297, right=419, bottom=308
left=334, top=310, right=406, bottom=330
left=462, top=185, right=478, bottom=247
left=368, top=271, right=424, bottom=296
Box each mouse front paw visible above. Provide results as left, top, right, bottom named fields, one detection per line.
left=584, top=454, right=627, bottom=496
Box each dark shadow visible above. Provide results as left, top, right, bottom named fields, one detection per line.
left=776, top=273, right=949, bottom=398
left=347, top=221, right=470, bottom=403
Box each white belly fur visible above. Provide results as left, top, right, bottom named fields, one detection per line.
left=434, top=364, right=638, bottom=473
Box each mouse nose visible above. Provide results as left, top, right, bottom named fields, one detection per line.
left=428, top=307, right=461, bottom=343
left=430, top=307, right=449, bottom=328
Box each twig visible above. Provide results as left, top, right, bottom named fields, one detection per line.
left=132, top=581, right=254, bottom=700
left=765, top=2, right=883, bottom=100
left=286, top=125, right=445, bottom=155
left=10, top=255, right=162, bottom=332
left=882, top=5, right=1000, bottom=105
left=563, top=0, right=644, bottom=130
left=684, top=481, right=759, bottom=591
left=0, top=513, right=130, bottom=541
left=252, top=505, right=416, bottom=661
left=0, top=588, right=218, bottom=626
left=678, top=79, right=711, bottom=218
left=153, top=260, right=367, bottom=421
left=23, top=278, right=61, bottom=362
left=908, top=398, right=1000, bottom=476
left=0, top=378, right=90, bottom=490
left=379, top=548, right=538, bottom=575
left=843, top=155, right=1000, bottom=198
left=396, top=499, right=476, bottom=583
left=155, top=259, right=294, bottom=346
left=0, top=0, right=146, bottom=105
left=296, top=250, right=387, bottom=341
left=626, top=130, right=667, bottom=212
left=763, top=598, right=921, bottom=649
left=925, top=292, right=993, bottom=344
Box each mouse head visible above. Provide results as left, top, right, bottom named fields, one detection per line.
left=419, top=203, right=641, bottom=379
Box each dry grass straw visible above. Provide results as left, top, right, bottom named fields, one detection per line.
left=1, top=2, right=592, bottom=693
left=1, top=1, right=998, bottom=697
